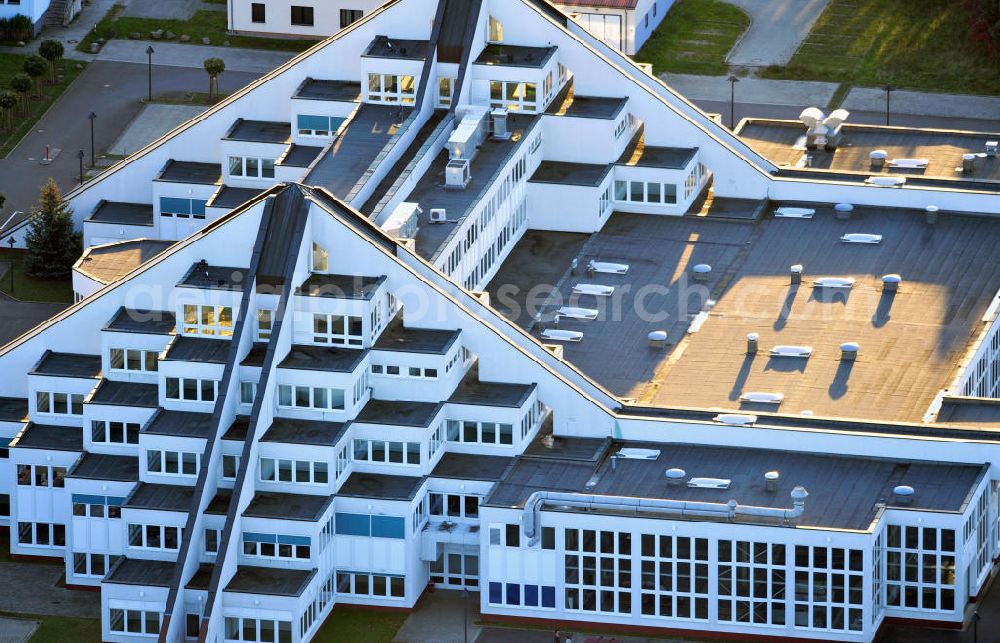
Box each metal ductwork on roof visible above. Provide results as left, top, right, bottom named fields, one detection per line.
left=521, top=487, right=809, bottom=546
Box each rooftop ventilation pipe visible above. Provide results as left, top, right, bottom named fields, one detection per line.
left=925, top=205, right=939, bottom=225
left=893, top=485, right=915, bottom=505
left=521, top=487, right=809, bottom=545
left=764, top=470, right=780, bottom=492
left=790, top=264, right=803, bottom=285
left=746, top=333, right=759, bottom=356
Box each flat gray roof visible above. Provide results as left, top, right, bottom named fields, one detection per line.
left=279, top=144, right=323, bottom=168
left=206, top=186, right=267, bottom=210
left=619, top=144, right=698, bottom=170
left=407, top=114, right=537, bottom=261
left=373, top=316, right=460, bottom=355
left=224, top=119, right=291, bottom=144
left=487, top=437, right=986, bottom=531
left=738, top=119, right=1000, bottom=185
left=338, top=472, right=424, bottom=501
left=12, top=423, right=83, bottom=451
left=105, top=557, right=175, bottom=587
left=155, top=160, right=222, bottom=185
left=449, top=363, right=535, bottom=408
left=86, top=201, right=154, bottom=226
left=936, top=397, right=1000, bottom=428
left=143, top=410, right=215, bottom=439
left=475, top=43, right=556, bottom=68
left=90, top=380, right=159, bottom=408
left=30, top=350, right=102, bottom=379
left=163, top=336, right=230, bottom=364
left=545, top=92, right=627, bottom=120
left=104, top=307, right=176, bottom=335
left=124, top=483, right=194, bottom=512
left=364, top=35, right=429, bottom=60
left=0, top=397, right=28, bottom=423
left=294, top=78, right=361, bottom=102
left=278, top=345, right=366, bottom=373
left=529, top=161, right=611, bottom=187
left=222, top=417, right=251, bottom=442
left=431, top=453, right=514, bottom=481
left=179, top=262, right=248, bottom=291
left=76, top=239, right=173, bottom=285
left=296, top=273, right=385, bottom=300
left=243, top=491, right=333, bottom=522
left=261, top=418, right=349, bottom=446
left=67, top=453, right=138, bottom=481
left=225, top=566, right=316, bottom=597
left=489, top=205, right=1000, bottom=424
left=355, top=399, right=442, bottom=427
left=205, top=489, right=232, bottom=515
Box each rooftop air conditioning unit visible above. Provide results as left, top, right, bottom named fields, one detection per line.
left=492, top=108, right=511, bottom=140
left=445, top=158, right=471, bottom=190
left=428, top=208, right=448, bottom=224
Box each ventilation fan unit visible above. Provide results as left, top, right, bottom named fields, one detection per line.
left=429, top=209, right=448, bottom=224
left=445, top=158, right=471, bottom=190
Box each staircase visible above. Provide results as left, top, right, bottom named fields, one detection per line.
left=44, top=0, right=73, bottom=28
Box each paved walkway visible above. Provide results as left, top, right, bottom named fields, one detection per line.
left=663, top=73, right=839, bottom=107
left=96, top=39, right=296, bottom=72
left=725, top=0, right=829, bottom=67
left=394, top=590, right=482, bottom=643
left=843, top=87, right=1000, bottom=124
left=122, top=0, right=218, bottom=19
left=0, top=616, right=38, bottom=643
left=109, top=103, right=207, bottom=156
left=0, top=560, right=99, bottom=617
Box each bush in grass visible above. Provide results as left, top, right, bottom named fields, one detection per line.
left=39, top=40, right=65, bottom=83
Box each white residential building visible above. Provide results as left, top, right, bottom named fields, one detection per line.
left=2, top=1, right=1000, bottom=642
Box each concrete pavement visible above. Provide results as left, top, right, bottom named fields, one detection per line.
left=108, top=103, right=207, bottom=156
left=0, top=61, right=260, bottom=227
left=725, top=0, right=829, bottom=67
left=663, top=73, right=839, bottom=107
left=0, top=559, right=99, bottom=617
left=0, top=616, right=38, bottom=643
left=394, top=590, right=482, bottom=643
left=96, top=39, right=296, bottom=73
left=843, top=87, right=1000, bottom=124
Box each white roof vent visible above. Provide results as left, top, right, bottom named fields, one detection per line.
left=813, top=277, right=855, bottom=289
left=713, top=413, right=757, bottom=426
left=688, top=477, right=732, bottom=489
left=774, top=207, right=815, bottom=219
left=665, top=468, right=686, bottom=485
left=617, top=448, right=660, bottom=460
left=769, top=345, right=813, bottom=358
left=893, top=485, right=915, bottom=505
left=840, top=233, right=882, bottom=244
left=866, top=176, right=906, bottom=187
left=740, top=392, right=784, bottom=404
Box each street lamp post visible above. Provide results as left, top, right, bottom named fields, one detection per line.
left=6, top=237, right=14, bottom=295
left=146, top=46, right=154, bottom=102
left=462, top=588, right=468, bottom=643
left=973, top=611, right=980, bottom=643
left=883, top=84, right=894, bottom=126
left=728, top=75, right=739, bottom=130
left=77, top=149, right=85, bottom=184
left=88, top=111, right=97, bottom=167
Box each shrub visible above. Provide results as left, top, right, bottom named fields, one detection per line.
left=38, top=40, right=65, bottom=82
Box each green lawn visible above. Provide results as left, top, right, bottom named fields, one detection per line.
left=0, top=612, right=102, bottom=642
left=0, top=250, right=75, bottom=303
left=0, top=54, right=86, bottom=158
left=313, top=607, right=406, bottom=642
left=635, top=0, right=750, bottom=76
left=760, top=0, right=1000, bottom=94
left=78, top=5, right=318, bottom=53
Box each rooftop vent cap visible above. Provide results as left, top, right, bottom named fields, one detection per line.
left=746, top=333, right=759, bottom=355
left=647, top=330, right=668, bottom=342
left=688, top=477, right=732, bottom=489
left=713, top=413, right=758, bottom=426
left=791, top=486, right=809, bottom=504
left=870, top=150, right=887, bottom=160
left=665, top=468, right=686, bottom=485
left=893, top=485, right=915, bottom=505
left=834, top=203, right=854, bottom=213
left=740, top=392, right=784, bottom=404
left=882, top=274, right=901, bottom=284
left=925, top=205, right=939, bottom=213
left=840, top=342, right=860, bottom=361
left=693, top=264, right=712, bottom=273
left=765, top=470, right=780, bottom=491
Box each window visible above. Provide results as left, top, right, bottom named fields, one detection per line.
left=638, top=533, right=710, bottom=621
left=488, top=15, right=503, bottom=42
left=128, top=523, right=181, bottom=550
left=371, top=363, right=438, bottom=379
left=335, top=512, right=405, bottom=539
left=165, top=376, right=218, bottom=403
left=886, top=525, right=956, bottom=613
left=91, top=420, right=140, bottom=445
left=312, top=242, right=329, bottom=272
left=255, top=308, right=273, bottom=340
left=489, top=81, right=537, bottom=113
left=35, top=391, right=83, bottom=416
left=614, top=180, right=678, bottom=205
left=109, top=348, right=158, bottom=373
left=251, top=2, right=265, bottom=23
left=18, top=522, right=65, bottom=547
left=181, top=304, right=233, bottom=336
left=72, top=494, right=124, bottom=519
left=336, top=571, right=405, bottom=599
left=73, top=552, right=119, bottom=577
left=110, top=608, right=160, bottom=635
left=147, top=449, right=199, bottom=476
left=240, top=381, right=257, bottom=405
left=488, top=582, right=555, bottom=608
left=446, top=419, right=514, bottom=445
left=186, top=613, right=201, bottom=638
left=717, top=540, right=787, bottom=626
left=429, top=493, right=480, bottom=519
left=488, top=523, right=521, bottom=548
left=290, top=5, right=314, bottom=26
left=242, top=532, right=311, bottom=560
left=160, top=197, right=207, bottom=221
left=260, top=457, right=328, bottom=484
left=564, top=528, right=633, bottom=614
left=339, top=8, right=362, bottom=28
left=793, top=545, right=864, bottom=631
left=297, top=115, right=345, bottom=138
left=224, top=617, right=292, bottom=643
left=352, top=439, right=421, bottom=466
left=228, top=156, right=276, bottom=179
left=367, top=73, right=416, bottom=105
left=312, top=313, right=363, bottom=346
left=222, top=454, right=239, bottom=479
left=437, top=77, right=454, bottom=107
left=276, top=384, right=345, bottom=412
left=17, top=464, right=66, bottom=487
left=205, top=528, right=220, bottom=554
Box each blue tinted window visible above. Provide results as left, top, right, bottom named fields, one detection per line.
left=523, top=584, right=538, bottom=606
left=335, top=512, right=370, bottom=537
left=506, top=583, right=520, bottom=606
left=541, top=585, right=555, bottom=608
left=488, top=582, right=502, bottom=604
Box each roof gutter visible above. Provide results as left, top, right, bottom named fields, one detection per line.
left=521, top=487, right=809, bottom=545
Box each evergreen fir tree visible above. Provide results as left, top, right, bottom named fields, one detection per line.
left=24, top=179, right=81, bottom=279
